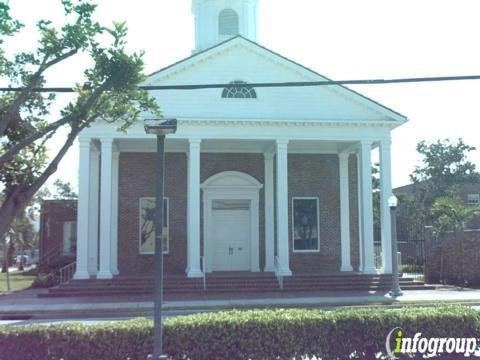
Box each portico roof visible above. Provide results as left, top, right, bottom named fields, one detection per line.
left=145, top=36, right=407, bottom=125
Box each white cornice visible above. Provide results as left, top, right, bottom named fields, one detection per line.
left=176, top=118, right=397, bottom=128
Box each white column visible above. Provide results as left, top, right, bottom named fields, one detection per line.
left=87, top=145, right=100, bottom=276
left=74, top=139, right=92, bottom=279
left=380, top=140, right=393, bottom=273
left=97, top=138, right=114, bottom=279
left=110, top=150, right=120, bottom=276
left=264, top=153, right=275, bottom=272
left=187, top=138, right=202, bottom=278
left=339, top=153, right=353, bottom=272
left=356, top=153, right=364, bottom=272
left=359, top=141, right=376, bottom=274
left=275, top=140, right=292, bottom=276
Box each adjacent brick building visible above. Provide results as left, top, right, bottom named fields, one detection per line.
left=39, top=200, right=77, bottom=267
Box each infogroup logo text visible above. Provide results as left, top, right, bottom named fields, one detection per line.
left=386, top=327, right=479, bottom=358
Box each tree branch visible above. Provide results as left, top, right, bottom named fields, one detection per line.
left=0, top=49, right=78, bottom=137
left=43, top=49, right=78, bottom=69
left=0, top=77, right=112, bottom=169
left=0, top=115, right=72, bottom=168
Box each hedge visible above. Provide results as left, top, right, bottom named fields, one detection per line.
left=0, top=305, right=479, bottom=359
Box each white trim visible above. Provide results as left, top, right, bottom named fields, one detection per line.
left=356, top=152, right=364, bottom=272
left=276, top=140, right=292, bottom=276
left=187, top=138, right=202, bottom=277
left=97, top=138, right=114, bottom=279
left=379, top=140, right=393, bottom=274
left=87, top=148, right=100, bottom=276
left=263, top=153, right=275, bottom=272
left=201, top=171, right=262, bottom=273
left=339, top=153, right=353, bottom=272
left=138, top=197, right=170, bottom=255
left=62, top=221, right=77, bottom=256
left=220, top=79, right=259, bottom=100
left=144, top=37, right=407, bottom=124
left=359, top=141, right=377, bottom=274
left=291, top=197, right=321, bottom=253
left=110, top=150, right=119, bottom=276
left=74, top=139, right=92, bottom=280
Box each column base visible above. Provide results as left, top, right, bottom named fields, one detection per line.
left=362, top=266, right=378, bottom=275
left=187, top=269, right=204, bottom=278
left=264, top=265, right=276, bottom=272
left=381, top=266, right=393, bottom=274
left=74, top=270, right=90, bottom=280
left=96, top=271, right=113, bottom=279
left=112, top=268, right=120, bottom=276
left=276, top=268, right=292, bottom=277
left=340, top=265, right=354, bottom=272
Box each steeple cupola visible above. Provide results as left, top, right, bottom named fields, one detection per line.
left=192, top=0, right=259, bottom=52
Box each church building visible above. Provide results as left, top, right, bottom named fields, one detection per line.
left=68, top=0, right=407, bottom=293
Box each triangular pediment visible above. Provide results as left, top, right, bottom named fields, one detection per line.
left=143, top=36, right=407, bottom=124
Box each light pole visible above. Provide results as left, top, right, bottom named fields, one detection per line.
left=388, top=194, right=403, bottom=297
left=144, top=119, right=177, bottom=359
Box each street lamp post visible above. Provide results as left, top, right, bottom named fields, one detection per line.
left=388, top=194, right=403, bottom=297
left=144, top=119, right=177, bottom=359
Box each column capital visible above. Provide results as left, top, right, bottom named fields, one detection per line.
left=188, top=138, right=202, bottom=147
left=359, top=140, right=373, bottom=148
left=100, top=137, right=114, bottom=146
left=276, top=139, right=289, bottom=148
left=264, top=153, right=275, bottom=160
left=338, top=152, right=350, bottom=162
left=78, top=138, right=91, bottom=148
left=380, top=139, right=392, bottom=149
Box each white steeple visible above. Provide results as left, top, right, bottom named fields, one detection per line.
left=192, top=0, right=259, bottom=52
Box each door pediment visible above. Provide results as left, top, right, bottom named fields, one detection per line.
left=201, top=171, right=263, bottom=190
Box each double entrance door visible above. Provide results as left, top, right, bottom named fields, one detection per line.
left=210, top=199, right=251, bottom=271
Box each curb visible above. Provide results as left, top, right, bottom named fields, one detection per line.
left=1, top=298, right=480, bottom=320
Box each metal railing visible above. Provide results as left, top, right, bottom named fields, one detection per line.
left=200, top=256, right=206, bottom=291
left=59, top=261, right=76, bottom=284
left=39, top=245, right=62, bottom=267
left=274, top=256, right=283, bottom=290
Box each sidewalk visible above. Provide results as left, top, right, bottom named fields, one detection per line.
left=1, top=286, right=480, bottom=319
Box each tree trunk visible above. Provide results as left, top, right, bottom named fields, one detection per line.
left=1, top=235, right=7, bottom=273
left=0, top=127, right=80, bottom=245
left=1, top=235, right=11, bottom=291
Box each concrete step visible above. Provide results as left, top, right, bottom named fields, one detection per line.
left=41, top=272, right=431, bottom=298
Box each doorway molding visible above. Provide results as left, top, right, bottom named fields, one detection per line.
left=201, top=171, right=263, bottom=273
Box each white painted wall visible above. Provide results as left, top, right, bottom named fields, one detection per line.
left=143, top=39, right=403, bottom=124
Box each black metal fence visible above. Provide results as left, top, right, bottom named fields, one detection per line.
left=374, top=216, right=426, bottom=280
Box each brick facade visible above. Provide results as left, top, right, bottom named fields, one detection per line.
left=39, top=200, right=77, bottom=265
left=425, top=230, right=480, bottom=286
left=117, top=152, right=360, bottom=276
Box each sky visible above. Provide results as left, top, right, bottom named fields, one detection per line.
left=6, top=0, right=480, bottom=190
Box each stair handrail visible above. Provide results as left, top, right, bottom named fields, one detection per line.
left=39, top=245, right=62, bottom=267
left=201, top=256, right=206, bottom=291
left=59, top=261, right=76, bottom=284
left=274, top=256, right=283, bottom=290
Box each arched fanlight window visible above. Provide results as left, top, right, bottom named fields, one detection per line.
left=222, top=81, right=257, bottom=99
left=219, top=9, right=239, bottom=36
